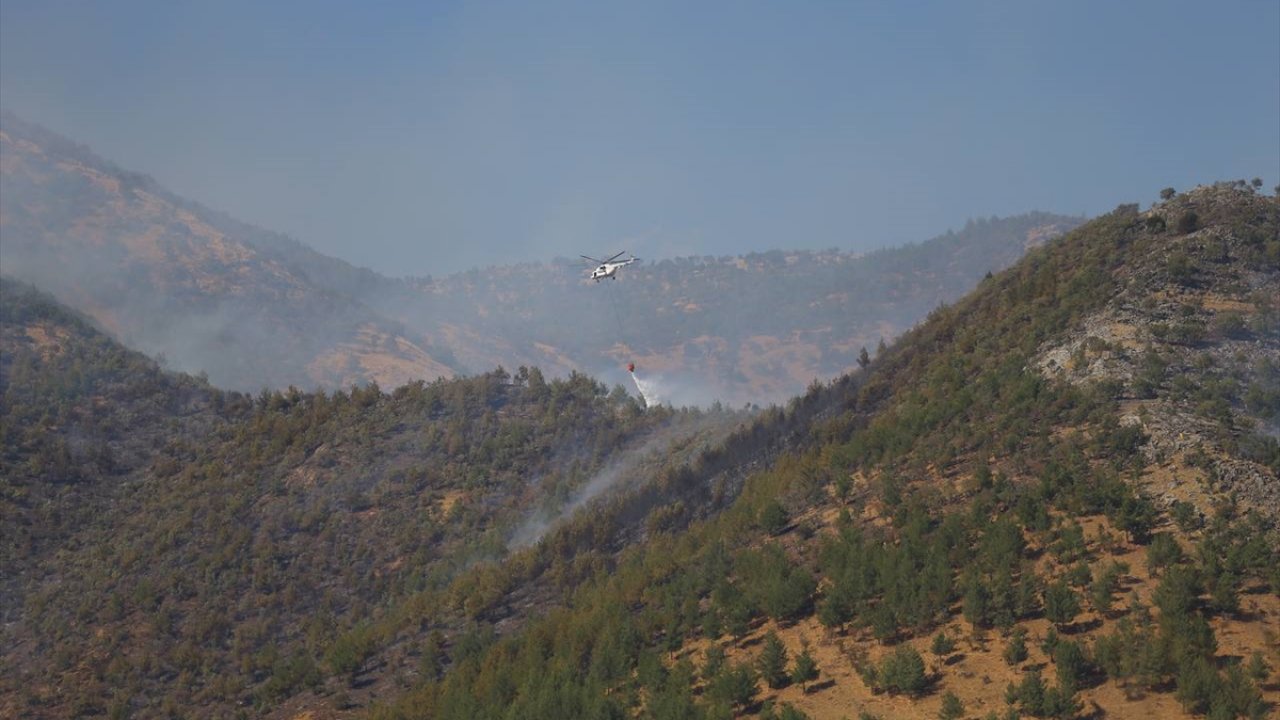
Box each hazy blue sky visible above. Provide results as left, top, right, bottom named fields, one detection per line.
left=3, top=1, right=1277, bottom=276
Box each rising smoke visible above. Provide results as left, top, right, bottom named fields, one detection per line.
left=508, top=424, right=697, bottom=549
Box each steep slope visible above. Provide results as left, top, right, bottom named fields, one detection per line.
left=0, top=279, right=231, bottom=623
left=369, top=183, right=1279, bottom=720
left=0, top=278, right=747, bottom=719
left=0, top=112, right=462, bottom=391
left=1, top=113, right=1081, bottom=402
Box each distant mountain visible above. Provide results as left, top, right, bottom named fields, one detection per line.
left=378, top=211, right=1081, bottom=406
left=0, top=112, right=463, bottom=391
left=0, top=112, right=1082, bottom=402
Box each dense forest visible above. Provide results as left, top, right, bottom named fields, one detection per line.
left=2, top=181, right=1277, bottom=720
left=368, top=183, right=1279, bottom=719
left=0, top=278, right=750, bottom=717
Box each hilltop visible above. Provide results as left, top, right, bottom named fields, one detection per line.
left=368, top=183, right=1279, bottom=720
left=0, top=112, right=464, bottom=391
left=0, top=113, right=1081, bottom=402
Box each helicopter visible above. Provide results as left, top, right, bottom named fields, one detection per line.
left=581, top=251, right=638, bottom=281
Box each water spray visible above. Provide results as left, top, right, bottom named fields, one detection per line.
left=602, top=272, right=652, bottom=407
left=630, top=367, right=657, bottom=407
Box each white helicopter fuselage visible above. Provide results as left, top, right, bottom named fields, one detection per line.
left=590, top=258, right=635, bottom=281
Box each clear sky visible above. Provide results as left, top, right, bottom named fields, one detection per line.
left=2, top=1, right=1277, bottom=276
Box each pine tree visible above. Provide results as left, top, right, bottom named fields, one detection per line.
left=879, top=645, right=927, bottom=696
left=759, top=631, right=790, bottom=689
left=1043, top=579, right=1080, bottom=629
left=817, top=585, right=853, bottom=630
left=1007, top=669, right=1047, bottom=716
left=962, top=573, right=990, bottom=628
left=709, top=661, right=758, bottom=712
left=1053, top=640, right=1089, bottom=693
left=702, top=644, right=726, bottom=681
left=1090, top=562, right=1122, bottom=615
left=1246, top=651, right=1269, bottom=683
left=1146, top=533, right=1183, bottom=576
left=791, top=642, right=819, bottom=692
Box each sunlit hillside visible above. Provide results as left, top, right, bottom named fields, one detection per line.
left=369, top=183, right=1279, bottom=720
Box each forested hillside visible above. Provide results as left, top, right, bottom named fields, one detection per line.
left=0, top=278, right=750, bottom=718
left=1, top=113, right=1081, bottom=403
left=5, top=113, right=1277, bottom=718
left=0, top=279, right=230, bottom=625
left=365, top=183, right=1279, bottom=720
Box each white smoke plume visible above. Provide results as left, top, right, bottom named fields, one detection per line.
left=508, top=425, right=689, bottom=549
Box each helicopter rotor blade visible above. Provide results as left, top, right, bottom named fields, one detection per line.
left=580, top=255, right=603, bottom=264
left=604, top=251, right=626, bottom=263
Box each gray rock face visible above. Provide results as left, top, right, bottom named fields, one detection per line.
left=1034, top=185, right=1279, bottom=517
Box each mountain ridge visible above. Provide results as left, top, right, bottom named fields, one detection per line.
left=1, top=111, right=1083, bottom=403
left=0, top=111, right=465, bottom=391
left=369, top=182, right=1279, bottom=720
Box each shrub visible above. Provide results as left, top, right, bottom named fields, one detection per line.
left=759, top=500, right=789, bottom=535
left=1176, top=210, right=1200, bottom=234
left=1168, top=251, right=1195, bottom=284
left=939, top=691, right=964, bottom=720
left=1212, top=312, right=1248, bottom=340
left=1004, top=627, right=1028, bottom=666
left=931, top=631, right=956, bottom=658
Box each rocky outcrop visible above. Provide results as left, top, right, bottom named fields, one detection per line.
left=1035, top=184, right=1279, bottom=516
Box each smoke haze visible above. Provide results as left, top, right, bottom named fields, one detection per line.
left=507, top=400, right=750, bottom=550
left=2, top=2, right=1275, bottom=277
